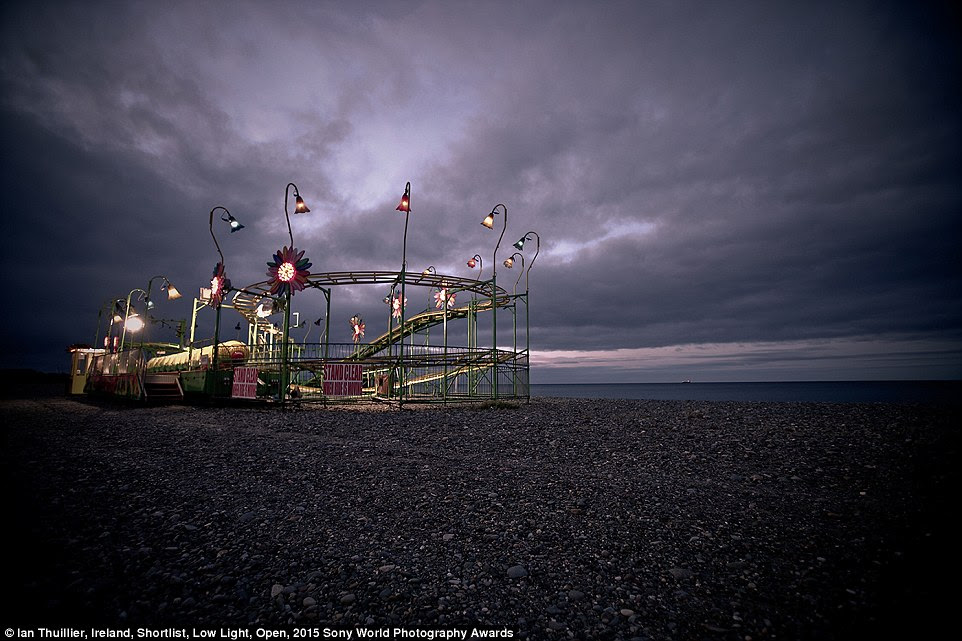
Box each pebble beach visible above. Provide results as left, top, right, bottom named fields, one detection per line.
left=1, top=385, right=957, bottom=640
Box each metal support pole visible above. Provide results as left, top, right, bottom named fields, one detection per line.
left=210, top=303, right=222, bottom=397
left=484, top=204, right=508, bottom=399
left=94, top=299, right=119, bottom=353
left=323, top=288, right=331, bottom=365
left=142, top=278, right=156, bottom=348
left=512, top=291, right=518, bottom=398
left=524, top=290, right=530, bottom=403
left=399, top=211, right=410, bottom=406
left=442, top=295, right=448, bottom=403
left=120, top=288, right=147, bottom=353
left=280, top=291, right=291, bottom=404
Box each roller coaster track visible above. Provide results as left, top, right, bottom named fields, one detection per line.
left=294, top=342, right=522, bottom=397
left=227, top=270, right=522, bottom=399
left=399, top=346, right=521, bottom=388
left=350, top=295, right=513, bottom=361
left=229, top=270, right=507, bottom=323
left=228, top=270, right=514, bottom=359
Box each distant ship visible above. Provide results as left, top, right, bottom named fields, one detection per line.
left=682, top=379, right=691, bottom=384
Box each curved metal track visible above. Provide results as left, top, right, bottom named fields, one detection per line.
left=229, top=270, right=508, bottom=323
left=351, top=296, right=513, bottom=360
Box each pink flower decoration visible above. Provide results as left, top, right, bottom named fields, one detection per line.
left=434, top=288, right=456, bottom=309
left=209, top=262, right=230, bottom=307
left=350, top=315, right=365, bottom=343
left=392, top=295, right=407, bottom=319
left=266, top=246, right=312, bottom=297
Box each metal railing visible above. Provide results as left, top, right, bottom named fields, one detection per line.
left=83, top=341, right=529, bottom=404
left=235, top=342, right=529, bottom=403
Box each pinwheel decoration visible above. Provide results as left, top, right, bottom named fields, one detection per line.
left=266, top=246, right=312, bottom=297
left=434, top=287, right=456, bottom=310
left=209, top=262, right=230, bottom=308
left=350, top=315, right=365, bottom=343
left=391, top=294, right=407, bottom=320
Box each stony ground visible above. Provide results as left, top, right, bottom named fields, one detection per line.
left=1, top=385, right=957, bottom=640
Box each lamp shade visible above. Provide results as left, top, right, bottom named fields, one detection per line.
left=294, top=194, right=310, bottom=214
left=396, top=182, right=411, bottom=213
left=166, top=283, right=182, bottom=300
left=220, top=211, right=245, bottom=232
left=513, top=236, right=526, bottom=251
left=481, top=213, right=495, bottom=229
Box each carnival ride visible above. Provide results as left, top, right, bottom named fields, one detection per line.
left=76, top=267, right=530, bottom=405
left=71, top=184, right=536, bottom=406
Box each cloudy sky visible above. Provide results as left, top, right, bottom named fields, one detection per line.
left=2, top=0, right=960, bottom=382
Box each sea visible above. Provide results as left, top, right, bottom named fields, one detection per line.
left=529, top=380, right=962, bottom=404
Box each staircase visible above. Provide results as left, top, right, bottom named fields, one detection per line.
left=143, top=373, right=184, bottom=403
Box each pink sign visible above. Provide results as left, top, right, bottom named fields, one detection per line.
left=232, top=366, right=258, bottom=399
left=324, top=363, right=363, bottom=397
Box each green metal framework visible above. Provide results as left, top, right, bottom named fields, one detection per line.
left=168, top=269, right=529, bottom=405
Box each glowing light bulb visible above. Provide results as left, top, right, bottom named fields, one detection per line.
left=278, top=262, right=295, bottom=282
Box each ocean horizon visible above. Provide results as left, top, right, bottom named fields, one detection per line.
left=530, top=380, right=962, bottom=404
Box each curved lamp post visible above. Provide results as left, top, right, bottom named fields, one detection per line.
left=119, top=288, right=147, bottom=353
left=303, top=316, right=324, bottom=345
left=513, top=231, right=540, bottom=402
left=481, top=203, right=508, bottom=398
left=503, top=252, right=526, bottom=398
left=284, top=182, right=310, bottom=247
left=466, top=254, right=484, bottom=281
left=207, top=206, right=245, bottom=395
left=512, top=231, right=541, bottom=292
left=503, top=253, right=525, bottom=293
left=393, top=181, right=413, bottom=403
left=465, top=254, right=484, bottom=360
left=276, top=182, right=311, bottom=404
left=141, top=275, right=181, bottom=346
left=95, top=298, right=126, bottom=354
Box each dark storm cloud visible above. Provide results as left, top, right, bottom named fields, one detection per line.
left=432, top=0, right=962, bottom=362
left=1, top=0, right=959, bottom=379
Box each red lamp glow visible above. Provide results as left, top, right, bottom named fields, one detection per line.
left=396, top=181, right=411, bottom=213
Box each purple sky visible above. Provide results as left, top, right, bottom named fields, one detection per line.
left=2, top=0, right=960, bottom=382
